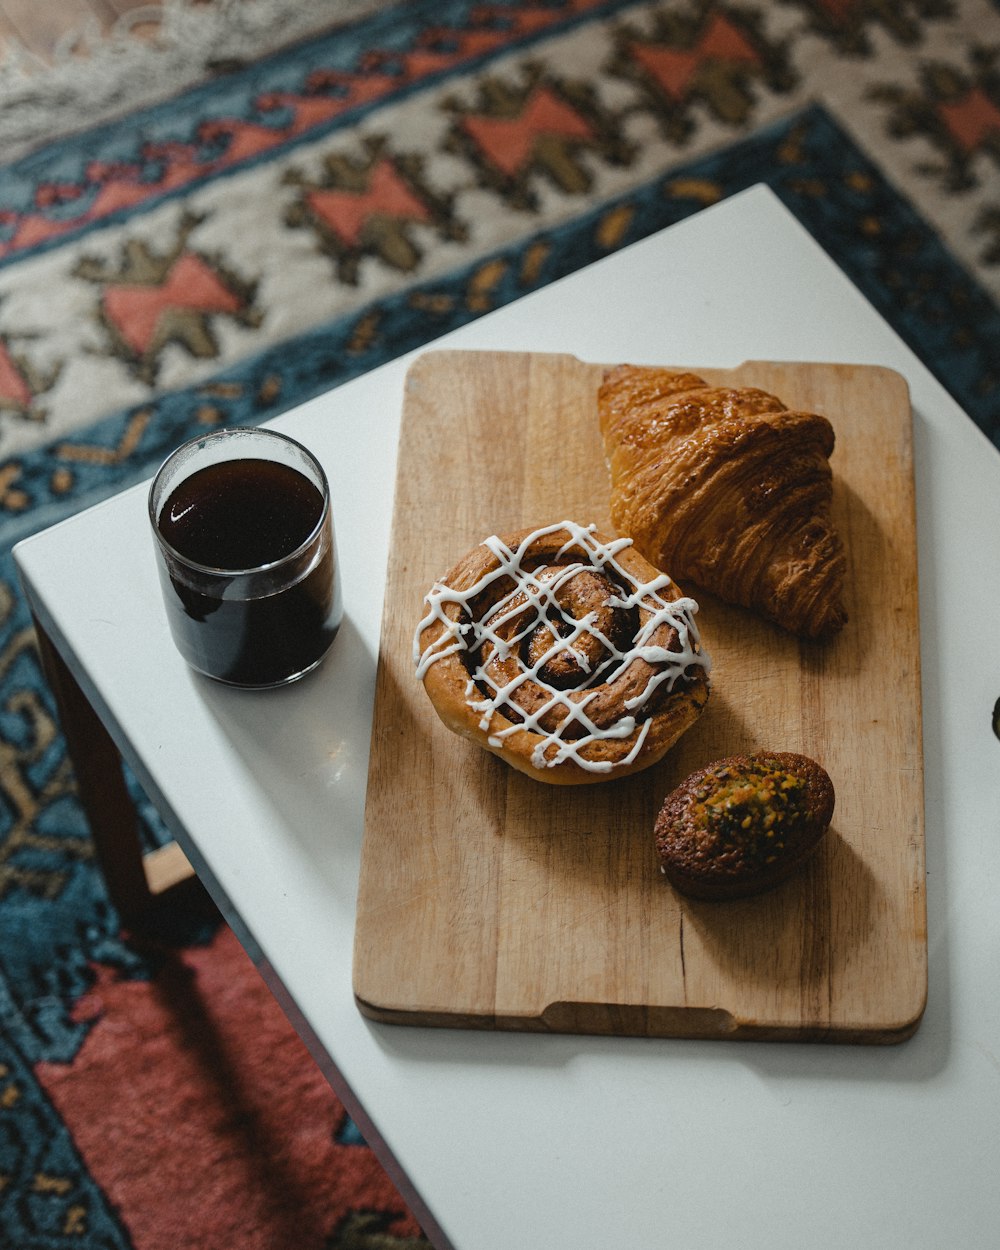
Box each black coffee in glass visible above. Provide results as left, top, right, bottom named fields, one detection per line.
left=149, top=428, right=342, bottom=688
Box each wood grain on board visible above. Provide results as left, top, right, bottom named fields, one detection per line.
left=355, top=351, right=926, bottom=1043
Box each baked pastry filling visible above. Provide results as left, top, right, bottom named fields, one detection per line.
left=415, top=521, right=710, bottom=775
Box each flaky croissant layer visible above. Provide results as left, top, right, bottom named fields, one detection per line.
left=598, top=365, right=847, bottom=640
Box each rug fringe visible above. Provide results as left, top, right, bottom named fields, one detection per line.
left=0, top=0, right=387, bottom=161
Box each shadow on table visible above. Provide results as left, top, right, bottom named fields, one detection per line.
left=192, top=609, right=374, bottom=910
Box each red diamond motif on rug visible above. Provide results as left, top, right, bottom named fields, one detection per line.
left=305, top=159, right=434, bottom=247
left=939, top=85, right=1000, bottom=154
left=630, top=13, right=760, bottom=101
left=462, top=84, right=596, bottom=177
left=102, top=252, right=243, bottom=356
left=0, top=341, right=32, bottom=409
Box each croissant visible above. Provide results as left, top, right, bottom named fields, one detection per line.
left=598, top=365, right=847, bottom=639
left=414, top=521, right=711, bottom=784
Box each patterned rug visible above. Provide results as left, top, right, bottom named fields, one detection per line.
left=1, top=1, right=998, bottom=1245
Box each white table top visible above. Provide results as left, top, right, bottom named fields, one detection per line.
left=15, top=186, right=1000, bottom=1250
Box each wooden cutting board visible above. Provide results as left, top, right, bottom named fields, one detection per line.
left=354, top=351, right=926, bottom=1043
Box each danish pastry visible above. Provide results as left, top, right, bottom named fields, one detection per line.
left=414, top=521, right=711, bottom=784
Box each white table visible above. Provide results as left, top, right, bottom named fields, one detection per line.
left=15, top=186, right=1000, bottom=1249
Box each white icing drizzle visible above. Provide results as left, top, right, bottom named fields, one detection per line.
left=415, top=522, right=710, bottom=774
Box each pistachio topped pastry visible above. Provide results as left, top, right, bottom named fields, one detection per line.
left=654, top=751, right=834, bottom=900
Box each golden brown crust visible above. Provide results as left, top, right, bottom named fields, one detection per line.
left=598, top=365, right=847, bottom=640
left=415, top=523, right=710, bottom=785
left=654, top=750, right=834, bottom=899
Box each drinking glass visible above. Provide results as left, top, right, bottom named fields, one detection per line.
left=148, top=427, right=342, bottom=687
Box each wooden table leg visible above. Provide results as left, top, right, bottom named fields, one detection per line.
left=32, top=616, right=216, bottom=928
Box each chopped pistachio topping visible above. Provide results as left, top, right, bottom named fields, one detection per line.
left=692, top=763, right=806, bottom=857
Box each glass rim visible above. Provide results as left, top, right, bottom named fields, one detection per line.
left=147, top=426, right=331, bottom=578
